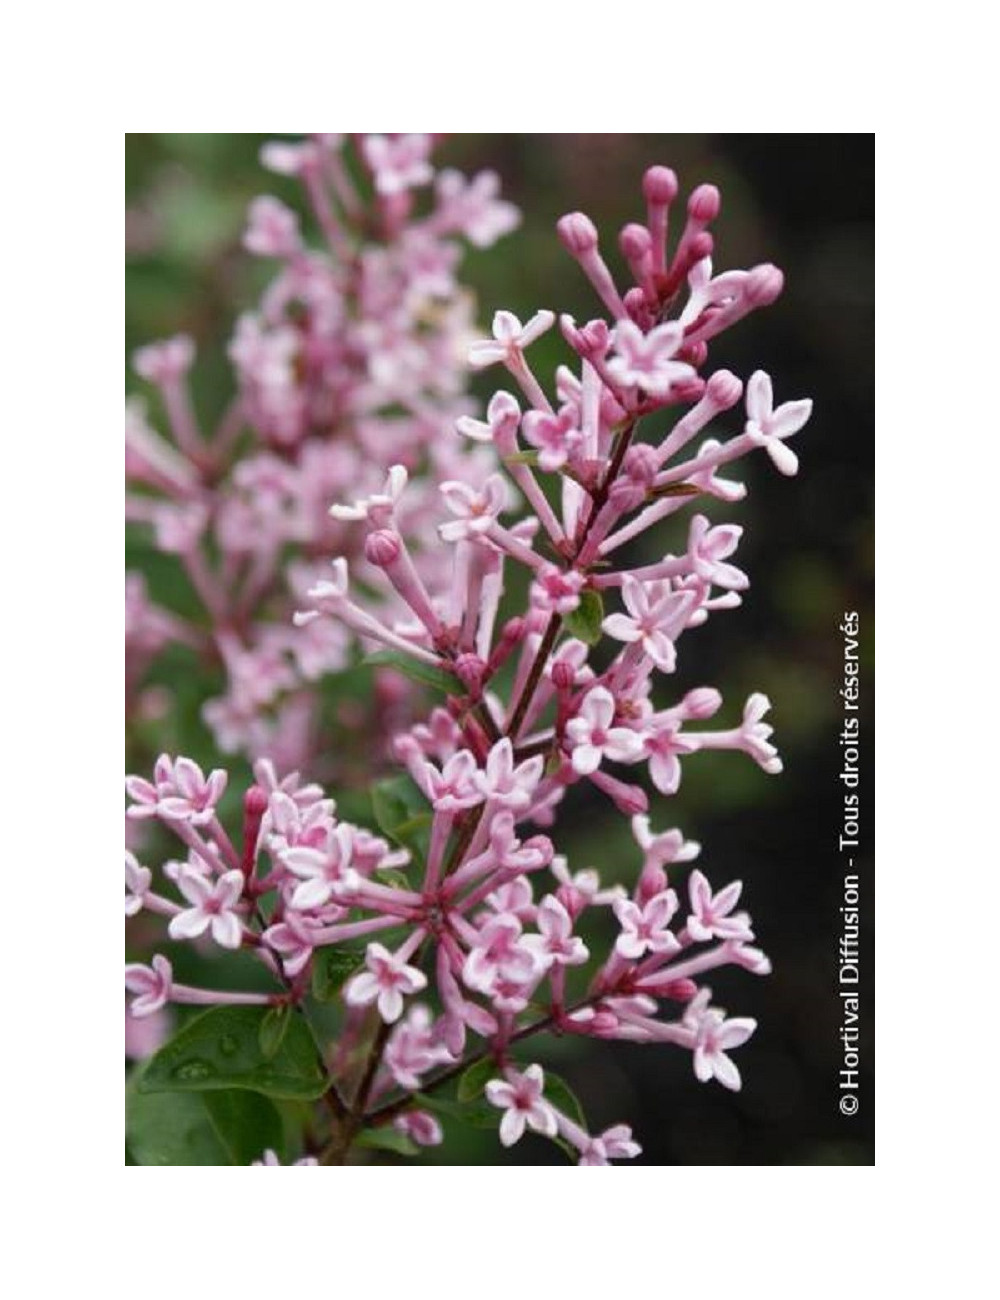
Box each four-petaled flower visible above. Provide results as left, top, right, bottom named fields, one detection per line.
left=522, top=896, right=590, bottom=971
left=125, top=954, right=173, bottom=1018
left=685, top=514, right=748, bottom=591
left=744, top=370, right=812, bottom=476
left=613, top=889, right=680, bottom=959
left=463, top=914, right=538, bottom=994
left=531, top=565, right=585, bottom=615
left=485, top=1064, right=559, bottom=1147
left=687, top=870, right=753, bottom=942
left=474, top=738, right=544, bottom=811
left=740, top=693, right=783, bottom=773
left=281, top=823, right=357, bottom=911
left=606, top=320, right=696, bottom=397
left=685, top=990, right=757, bottom=1091
left=521, top=407, right=583, bottom=472
left=168, top=867, right=246, bottom=950
left=361, top=134, right=433, bottom=196
left=418, top=750, right=484, bottom=813
left=344, top=943, right=428, bottom=1024
left=468, top=310, right=555, bottom=369
left=126, top=755, right=228, bottom=826
left=565, top=687, right=644, bottom=775
left=602, top=579, right=699, bottom=672
left=438, top=474, right=509, bottom=542
left=579, top=1124, right=642, bottom=1165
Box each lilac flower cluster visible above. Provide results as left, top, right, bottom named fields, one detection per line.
left=126, top=157, right=811, bottom=1165
left=126, top=134, right=518, bottom=771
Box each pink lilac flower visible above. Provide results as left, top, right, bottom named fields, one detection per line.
left=438, top=474, right=509, bottom=542
left=468, top=310, right=556, bottom=369
left=344, top=943, right=428, bottom=1024
left=280, top=823, right=356, bottom=911
left=485, top=1065, right=559, bottom=1147
left=384, top=1006, right=452, bottom=1090
left=606, top=320, right=696, bottom=397
left=613, top=890, right=681, bottom=959
left=530, top=565, right=585, bottom=614
left=418, top=750, right=484, bottom=813
left=686, top=870, right=754, bottom=942
left=601, top=578, right=697, bottom=671
left=362, top=134, right=434, bottom=196
left=393, top=1110, right=443, bottom=1147
left=125, top=850, right=151, bottom=917
left=744, top=370, right=812, bottom=476
left=474, top=738, right=544, bottom=811
left=521, top=896, right=589, bottom=971
left=578, top=1124, right=642, bottom=1166
left=686, top=991, right=757, bottom=1091
left=124, top=955, right=173, bottom=1018
left=463, top=914, right=538, bottom=994
left=565, top=687, right=644, bottom=775
left=521, top=408, right=583, bottom=472
left=244, top=196, right=303, bottom=259
left=168, top=867, right=245, bottom=950
left=126, top=755, right=228, bottom=826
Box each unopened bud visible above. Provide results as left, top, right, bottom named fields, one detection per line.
left=688, top=183, right=721, bottom=225
left=706, top=369, right=744, bottom=410
left=365, top=529, right=401, bottom=567
left=745, top=263, right=784, bottom=306
left=642, top=166, right=678, bottom=206
left=557, top=211, right=599, bottom=255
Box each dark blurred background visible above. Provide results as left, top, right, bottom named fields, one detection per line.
left=126, top=134, right=874, bottom=1165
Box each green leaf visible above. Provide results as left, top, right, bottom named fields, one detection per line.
left=371, top=775, right=431, bottom=855
left=138, top=1005, right=327, bottom=1100
left=456, top=1056, right=498, bottom=1102
left=564, top=589, right=604, bottom=645
left=127, top=1074, right=284, bottom=1166
left=354, top=1127, right=419, bottom=1157
left=363, top=650, right=457, bottom=695
left=258, top=1005, right=292, bottom=1060
left=311, top=947, right=366, bottom=1002
left=542, top=1070, right=587, bottom=1129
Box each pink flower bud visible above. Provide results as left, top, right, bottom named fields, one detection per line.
left=636, top=864, right=669, bottom=904
left=619, top=222, right=652, bottom=261
left=746, top=263, right=784, bottom=306
left=579, top=318, right=610, bottom=356
left=557, top=211, right=599, bottom=255
left=688, top=184, right=721, bottom=225
left=683, top=687, right=723, bottom=719
left=551, top=660, right=576, bottom=691
left=642, top=166, right=678, bottom=205
left=706, top=369, right=744, bottom=410
left=454, top=653, right=485, bottom=692
left=623, top=443, right=658, bottom=487
left=365, top=529, right=402, bottom=567
left=244, top=785, right=269, bottom=818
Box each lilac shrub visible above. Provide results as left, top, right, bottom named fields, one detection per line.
left=125, top=148, right=811, bottom=1166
